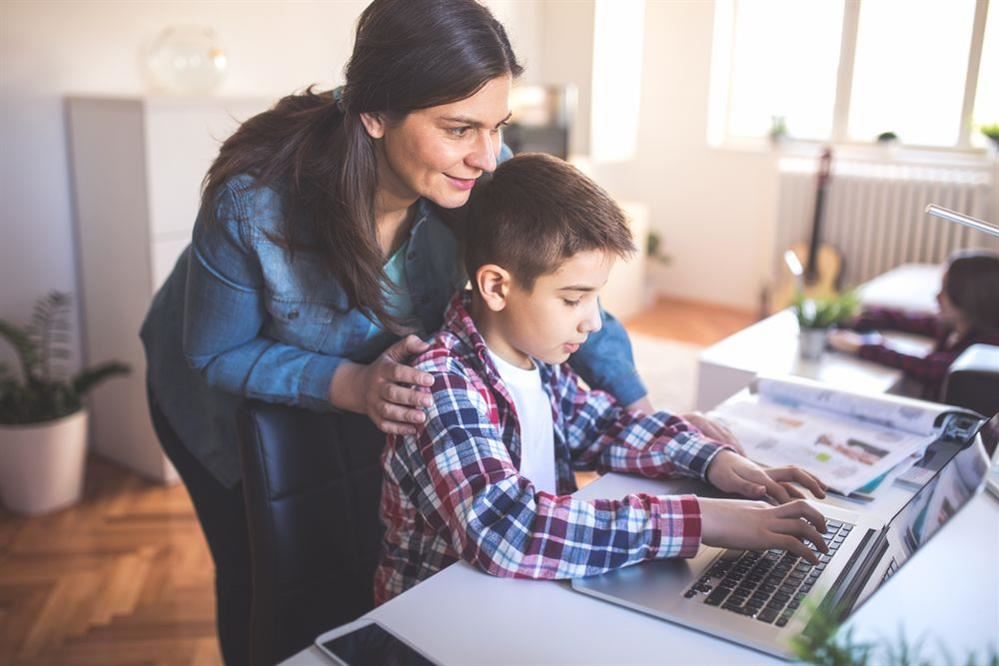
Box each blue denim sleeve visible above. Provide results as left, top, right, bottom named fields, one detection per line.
left=568, top=303, right=647, bottom=406
left=181, top=183, right=341, bottom=411
left=498, top=142, right=513, bottom=164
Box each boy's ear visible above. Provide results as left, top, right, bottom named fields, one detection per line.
left=475, top=264, right=511, bottom=312
left=359, top=112, right=386, bottom=139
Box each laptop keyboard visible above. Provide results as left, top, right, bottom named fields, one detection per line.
left=684, top=519, right=854, bottom=627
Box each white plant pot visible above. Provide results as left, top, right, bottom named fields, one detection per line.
left=798, top=328, right=829, bottom=361
left=0, top=410, right=88, bottom=515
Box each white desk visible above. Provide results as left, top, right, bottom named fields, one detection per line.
left=695, top=264, right=943, bottom=411
left=283, top=471, right=998, bottom=666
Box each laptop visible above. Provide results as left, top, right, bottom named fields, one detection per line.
left=571, top=411, right=998, bottom=660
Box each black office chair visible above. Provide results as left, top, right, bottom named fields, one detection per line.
left=943, top=343, right=999, bottom=416
left=237, top=401, right=385, bottom=666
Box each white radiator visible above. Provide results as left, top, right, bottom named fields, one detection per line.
left=775, top=157, right=999, bottom=288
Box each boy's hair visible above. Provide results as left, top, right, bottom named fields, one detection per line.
left=465, top=153, right=636, bottom=292
left=945, top=249, right=999, bottom=332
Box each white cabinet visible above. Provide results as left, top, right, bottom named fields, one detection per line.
left=600, top=201, right=649, bottom=321
left=66, top=95, right=272, bottom=482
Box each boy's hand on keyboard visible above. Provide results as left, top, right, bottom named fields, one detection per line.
left=699, top=497, right=828, bottom=564
left=706, top=450, right=828, bottom=503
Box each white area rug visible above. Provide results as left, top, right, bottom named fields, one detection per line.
left=628, top=332, right=703, bottom=414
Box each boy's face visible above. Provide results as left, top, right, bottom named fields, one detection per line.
left=489, top=250, right=612, bottom=368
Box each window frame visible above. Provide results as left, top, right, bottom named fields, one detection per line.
left=710, top=0, right=993, bottom=154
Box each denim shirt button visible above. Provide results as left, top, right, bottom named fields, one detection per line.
left=287, top=310, right=299, bottom=320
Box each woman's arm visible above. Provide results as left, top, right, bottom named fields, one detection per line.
left=182, top=184, right=342, bottom=411
left=182, top=181, right=433, bottom=427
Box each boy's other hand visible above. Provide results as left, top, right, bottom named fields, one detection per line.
left=706, top=450, right=827, bottom=503
left=680, top=411, right=745, bottom=455
left=699, top=497, right=828, bottom=564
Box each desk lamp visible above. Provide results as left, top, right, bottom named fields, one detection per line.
left=925, top=204, right=999, bottom=238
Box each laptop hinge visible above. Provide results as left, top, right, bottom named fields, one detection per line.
left=830, top=528, right=890, bottom=617
left=802, top=526, right=883, bottom=635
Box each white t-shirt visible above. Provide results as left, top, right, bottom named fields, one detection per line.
left=486, top=349, right=558, bottom=495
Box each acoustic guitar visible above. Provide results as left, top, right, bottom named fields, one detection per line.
left=771, top=147, right=843, bottom=312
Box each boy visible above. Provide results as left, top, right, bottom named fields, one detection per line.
left=375, top=154, right=828, bottom=603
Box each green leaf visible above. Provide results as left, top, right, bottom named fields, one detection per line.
left=793, top=291, right=860, bottom=330
left=72, top=361, right=130, bottom=398
left=0, top=292, right=128, bottom=425
left=0, top=319, right=39, bottom=383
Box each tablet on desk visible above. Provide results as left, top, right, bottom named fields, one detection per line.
left=315, top=618, right=438, bottom=666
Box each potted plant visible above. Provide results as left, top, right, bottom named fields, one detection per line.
left=980, top=123, right=999, bottom=155
left=875, top=130, right=899, bottom=145
left=769, top=115, right=788, bottom=145
left=792, top=291, right=859, bottom=361
left=0, top=292, right=129, bottom=515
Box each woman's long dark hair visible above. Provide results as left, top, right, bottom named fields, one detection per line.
left=201, top=0, right=522, bottom=331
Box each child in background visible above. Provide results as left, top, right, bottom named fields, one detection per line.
left=375, top=153, right=829, bottom=603
left=828, top=250, right=999, bottom=399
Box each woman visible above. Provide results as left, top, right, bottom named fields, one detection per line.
left=141, top=1, right=665, bottom=662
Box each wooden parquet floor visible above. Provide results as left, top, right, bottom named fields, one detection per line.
left=0, top=456, right=221, bottom=666
left=0, top=297, right=755, bottom=665
left=625, top=294, right=757, bottom=346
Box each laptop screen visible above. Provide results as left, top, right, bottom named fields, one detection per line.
left=874, top=412, right=994, bottom=582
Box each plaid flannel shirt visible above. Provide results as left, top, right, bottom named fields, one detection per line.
left=374, top=291, right=730, bottom=604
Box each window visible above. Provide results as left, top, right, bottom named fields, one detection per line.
left=973, top=0, right=999, bottom=146
left=724, top=0, right=844, bottom=141
left=709, top=0, right=995, bottom=150
left=591, top=0, right=646, bottom=162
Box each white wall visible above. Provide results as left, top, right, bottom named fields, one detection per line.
left=0, top=0, right=541, bottom=371
left=539, top=0, right=594, bottom=157
left=0, top=0, right=766, bottom=382
left=536, top=0, right=776, bottom=311
left=582, top=0, right=778, bottom=312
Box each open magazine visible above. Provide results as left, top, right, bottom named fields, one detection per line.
left=707, top=375, right=952, bottom=495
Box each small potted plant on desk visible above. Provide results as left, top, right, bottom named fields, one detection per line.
left=980, top=123, right=999, bottom=157
left=793, top=292, right=859, bottom=361
left=0, top=292, right=129, bottom=515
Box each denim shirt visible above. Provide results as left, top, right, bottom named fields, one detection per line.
left=141, top=173, right=646, bottom=488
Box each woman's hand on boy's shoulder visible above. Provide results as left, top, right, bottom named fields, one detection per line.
left=705, top=450, right=827, bottom=504
left=332, top=335, right=436, bottom=436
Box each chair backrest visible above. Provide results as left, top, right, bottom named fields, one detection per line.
left=237, top=401, right=385, bottom=666
left=943, top=343, right=999, bottom=416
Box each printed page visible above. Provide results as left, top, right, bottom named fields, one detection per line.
left=709, top=391, right=939, bottom=495
left=755, top=376, right=945, bottom=436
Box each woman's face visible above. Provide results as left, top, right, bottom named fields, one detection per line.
left=362, top=74, right=512, bottom=211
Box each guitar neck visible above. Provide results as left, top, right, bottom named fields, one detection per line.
left=805, top=148, right=833, bottom=284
